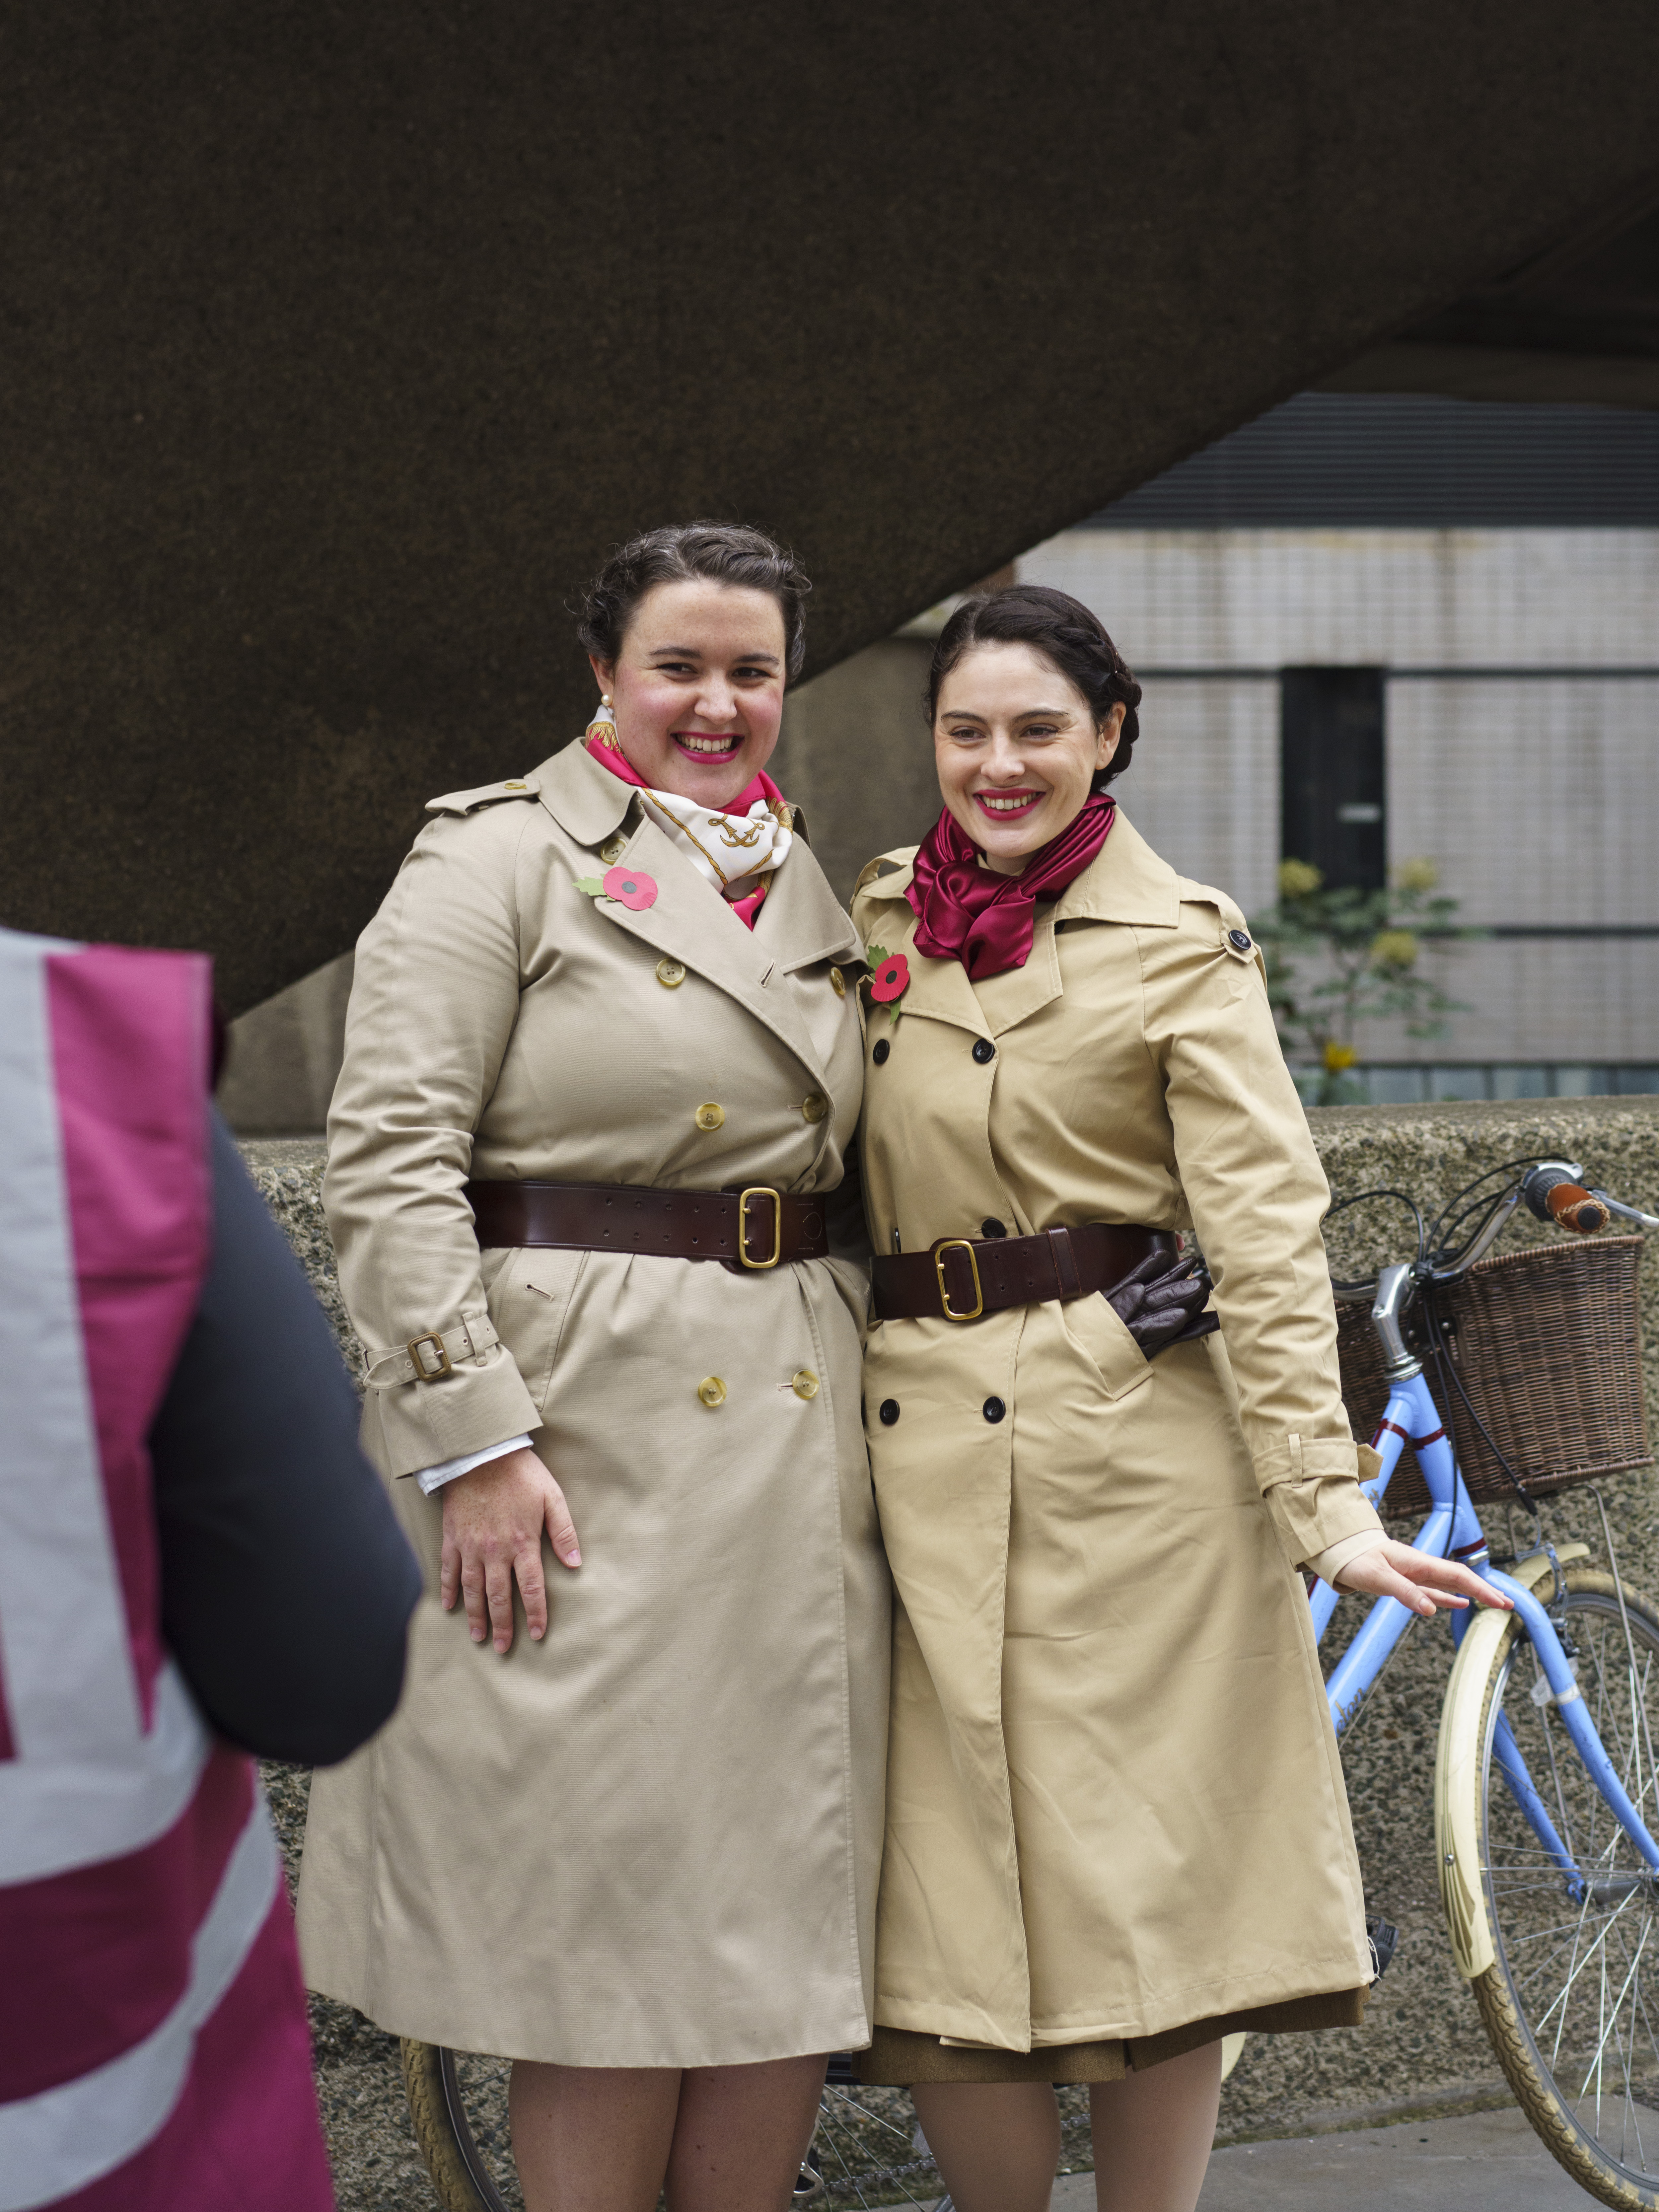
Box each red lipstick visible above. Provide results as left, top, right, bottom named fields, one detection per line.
left=973, top=789, right=1042, bottom=820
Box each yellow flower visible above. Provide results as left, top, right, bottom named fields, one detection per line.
left=1323, top=1041, right=1357, bottom=1071
left=1371, top=929, right=1418, bottom=969
left=1278, top=858, right=1324, bottom=899
left=1394, top=857, right=1439, bottom=893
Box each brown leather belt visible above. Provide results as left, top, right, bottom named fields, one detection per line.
left=464, top=1179, right=829, bottom=1273
left=871, top=1223, right=1178, bottom=1323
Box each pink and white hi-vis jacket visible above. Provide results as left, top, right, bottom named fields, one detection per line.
left=0, top=932, right=333, bottom=2212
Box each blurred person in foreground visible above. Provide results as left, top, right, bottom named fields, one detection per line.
left=0, top=928, right=419, bottom=2211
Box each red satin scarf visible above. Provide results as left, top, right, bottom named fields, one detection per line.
left=907, top=795, right=1116, bottom=979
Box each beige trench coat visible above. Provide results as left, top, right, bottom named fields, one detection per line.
left=849, top=812, right=1383, bottom=2057
left=296, top=739, right=890, bottom=2068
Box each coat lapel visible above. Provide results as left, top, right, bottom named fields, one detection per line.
left=603, top=823, right=835, bottom=1081
left=858, top=875, right=990, bottom=1042
left=534, top=737, right=851, bottom=1084
left=750, top=828, right=866, bottom=978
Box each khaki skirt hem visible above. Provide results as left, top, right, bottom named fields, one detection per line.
left=857, top=1988, right=1368, bottom=2084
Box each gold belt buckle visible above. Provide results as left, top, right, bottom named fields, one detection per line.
left=934, top=1238, right=984, bottom=1321
left=738, top=1187, right=783, bottom=1269
left=406, top=1330, right=454, bottom=1380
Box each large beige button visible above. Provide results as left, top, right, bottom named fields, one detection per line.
left=802, top=1092, right=828, bottom=1123
left=829, top=966, right=846, bottom=997
left=656, top=958, right=687, bottom=988
left=600, top=835, right=629, bottom=864
left=695, top=1102, right=725, bottom=1131
left=791, top=1369, right=820, bottom=1400
left=697, top=1375, right=727, bottom=1408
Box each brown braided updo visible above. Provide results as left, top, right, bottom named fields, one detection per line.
left=926, top=584, right=1142, bottom=790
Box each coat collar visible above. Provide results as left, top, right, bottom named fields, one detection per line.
left=856, top=808, right=1179, bottom=1040
left=531, top=736, right=636, bottom=845
left=859, top=808, right=1179, bottom=929
left=1048, top=809, right=1181, bottom=928
left=536, top=739, right=861, bottom=1082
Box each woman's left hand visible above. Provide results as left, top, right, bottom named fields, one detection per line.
left=1334, top=1539, right=1514, bottom=1618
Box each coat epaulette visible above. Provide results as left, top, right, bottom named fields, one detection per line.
left=854, top=848, right=918, bottom=894
left=1176, top=878, right=1262, bottom=966
left=1177, top=877, right=1249, bottom=935
left=425, top=774, right=542, bottom=818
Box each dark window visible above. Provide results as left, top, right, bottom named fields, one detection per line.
left=1280, top=668, right=1386, bottom=890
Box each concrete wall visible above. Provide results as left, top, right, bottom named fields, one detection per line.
left=247, top=1094, right=1659, bottom=2201
left=218, top=955, right=354, bottom=1137
left=1019, top=527, right=1659, bottom=1070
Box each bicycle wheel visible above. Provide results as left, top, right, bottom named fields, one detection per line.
left=400, top=2042, right=952, bottom=2211
left=401, top=2040, right=515, bottom=2212
left=1442, top=1569, right=1659, bottom=2208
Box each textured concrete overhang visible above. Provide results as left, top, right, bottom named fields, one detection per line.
left=1328, top=186, right=1659, bottom=410
left=4, top=3, right=1659, bottom=1011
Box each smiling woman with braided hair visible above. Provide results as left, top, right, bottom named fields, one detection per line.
left=848, top=584, right=1504, bottom=2212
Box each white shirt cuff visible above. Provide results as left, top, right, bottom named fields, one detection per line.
left=415, top=1434, right=534, bottom=1496
left=1306, top=1528, right=1391, bottom=1589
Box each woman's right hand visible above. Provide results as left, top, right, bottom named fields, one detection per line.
left=440, top=1447, right=581, bottom=1654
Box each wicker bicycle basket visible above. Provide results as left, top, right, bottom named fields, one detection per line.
left=1334, top=1234, right=1652, bottom=1523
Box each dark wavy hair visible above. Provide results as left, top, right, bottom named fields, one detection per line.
left=576, top=521, right=812, bottom=681
left=926, top=584, right=1143, bottom=790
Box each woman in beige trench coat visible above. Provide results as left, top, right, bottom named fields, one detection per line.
left=295, top=524, right=889, bottom=2212
left=847, top=586, right=1505, bottom=2212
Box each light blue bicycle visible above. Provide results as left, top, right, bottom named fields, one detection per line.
left=1321, top=1155, right=1659, bottom=2210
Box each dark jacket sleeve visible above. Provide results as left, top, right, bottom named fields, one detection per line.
left=148, top=1112, right=422, bottom=1764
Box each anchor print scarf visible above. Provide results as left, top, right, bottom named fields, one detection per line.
left=585, top=731, right=795, bottom=929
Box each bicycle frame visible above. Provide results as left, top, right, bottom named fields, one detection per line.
left=1311, top=1363, right=1659, bottom=1886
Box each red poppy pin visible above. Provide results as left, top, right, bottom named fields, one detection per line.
left=574, top=866, right=659, bottom=912
left=864, top=946, right=910, bottom=1023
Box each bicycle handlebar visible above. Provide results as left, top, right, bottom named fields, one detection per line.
left=1328, top=1154, right=1654, bottom=1299
left=1523, top=1161, right=1612, bottom=1237
left=1543, top=1183, right=1611, bottom=1234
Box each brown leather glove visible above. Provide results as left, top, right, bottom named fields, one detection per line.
left=1105, top=1250, right=1218, bottom=1356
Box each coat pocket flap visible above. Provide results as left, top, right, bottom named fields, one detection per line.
left=1060, top=1292, right=1155, bottom=1402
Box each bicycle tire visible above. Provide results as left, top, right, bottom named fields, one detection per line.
left=1439, top=1567, right=1659, bottom=2208
left=401, top=2039, right=506, bottom=2212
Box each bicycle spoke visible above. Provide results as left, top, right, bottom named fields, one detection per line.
left=807, top=2087, right=944, bottom=2209
left=822, top=2087, right=916, bottom=2143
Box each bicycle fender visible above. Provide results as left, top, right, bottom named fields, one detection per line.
left=1434, top=1543, right=1589, bottom=1980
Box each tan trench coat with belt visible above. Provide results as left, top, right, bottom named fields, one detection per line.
left=296, top=738, right=890, bottom=2068
left=849, top=811, right=1383, bottom=2063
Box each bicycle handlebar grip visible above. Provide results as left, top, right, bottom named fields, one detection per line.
left=1544, top=1182, right=1611, bottom=1235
